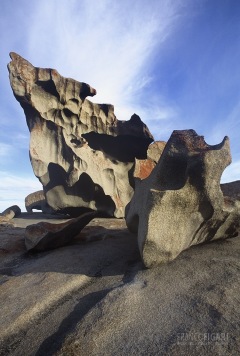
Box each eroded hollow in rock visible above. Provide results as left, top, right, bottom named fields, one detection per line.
left=82, top=132, right=153, bottom=162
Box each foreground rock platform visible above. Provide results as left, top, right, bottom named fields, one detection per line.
left=0, top=213, right=239, bottom=355
left=8, top=52, right=153, bottom=218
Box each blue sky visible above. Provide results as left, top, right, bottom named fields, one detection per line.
left=0, top=0, right=240, bottom=211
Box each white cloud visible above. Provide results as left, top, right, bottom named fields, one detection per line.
left=26, top=0, right=188, bottom=125
left=0, top=171, right=42, bottom=212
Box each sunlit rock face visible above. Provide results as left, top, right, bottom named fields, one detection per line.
left=8, top=52, right=153, bottom=217
left=125, top=129, right=240, bottom=268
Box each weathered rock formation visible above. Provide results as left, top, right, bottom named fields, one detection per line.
left=0, top=205, right=21, bottom=223
left=125, top=129, right=240, bottom=268
left=8, top=52, right=153, bottom=218
left=25, top=190, right=54, bottom=214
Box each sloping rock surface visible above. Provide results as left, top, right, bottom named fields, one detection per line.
left=8, top=52, right=153, bottom=218
left=126, top=129, right=240, bottom=267
left=0, top=214, right=239, bottom=355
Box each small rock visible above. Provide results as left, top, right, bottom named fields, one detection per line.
left=0, top=205, right=21, bottom=223
left=25, top=212, right=97, bottom=252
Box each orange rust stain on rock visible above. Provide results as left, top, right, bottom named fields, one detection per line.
left=134, top=159, right=156, bottom=180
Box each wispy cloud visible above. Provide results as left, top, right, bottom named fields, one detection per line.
left=26, top=0, right=188, bottom=126
left=0, top=171, right=42, bottom=212
left=1, top=0, right=239, bottom=199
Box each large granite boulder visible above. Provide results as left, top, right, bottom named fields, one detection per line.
left=125, top=129, right=240, bottom=268
left=8, top=52, right=153, bottom=218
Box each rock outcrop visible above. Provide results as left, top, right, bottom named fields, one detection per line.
left=125, top=129, right=240, bottom=268
left=8, top=52, right=153, bottom=218
left=0, top=205, right=21, bottom=223
left=25, top=190, right=54, bottom=214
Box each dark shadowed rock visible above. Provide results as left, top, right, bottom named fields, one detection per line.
left=8, top=53, right=153, bottom=218
left=126, top=129, right=240, bottom=268
left=25, top=212, right=97, bottom=251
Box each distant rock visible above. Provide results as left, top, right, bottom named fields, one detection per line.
left=133, top=158, right=156, bottom=180
left=8, top=52, right=153, bottom=218
left=0, top=205, right=21, bottom=223
left=134, top=141, right=166, bottom=180
left=25, top=190, right=55, bottom=214
left=221, top=180, right=240, bottom=202
left=147, top=140, right=166, bottom=163
left=126, top=129, right=240, bottom=268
